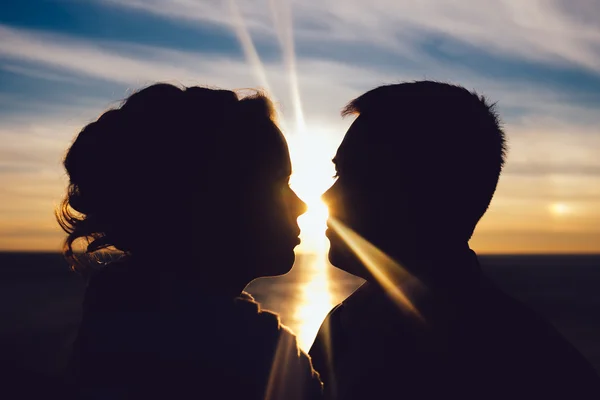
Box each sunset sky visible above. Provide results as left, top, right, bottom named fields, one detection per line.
left=1, top=0, right=599, bottom=253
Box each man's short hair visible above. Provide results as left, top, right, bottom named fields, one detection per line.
left=343, top=81, right=507, bottom=239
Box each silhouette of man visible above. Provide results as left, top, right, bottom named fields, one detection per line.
left=309, top=81, right=600, bottom=400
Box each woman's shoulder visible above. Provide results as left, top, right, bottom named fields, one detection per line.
left=231, top=292, right=304, bottom=354
left=233, top=292, right=282, bottom=334
left=232, top=292, right=323, bottom=398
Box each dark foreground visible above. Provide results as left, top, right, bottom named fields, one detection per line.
left=0, top=252, right=598, bottom=382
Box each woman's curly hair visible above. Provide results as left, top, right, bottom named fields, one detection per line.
left=56, top=83, right=276, bottom=273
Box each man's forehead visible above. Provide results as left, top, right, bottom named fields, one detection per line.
left=334, top=115, right=377, bottom=166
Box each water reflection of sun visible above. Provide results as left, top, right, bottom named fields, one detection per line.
left=294, top=256, right=333, bottom=350
left=287, top=130, right=338, bottom=350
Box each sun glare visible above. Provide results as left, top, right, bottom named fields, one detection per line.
left=294, top=255, right=334, bottom=350
left=549, top=202, right=571, bottom=216
left=328, top=218, right=425, bottom=322
left=286, top=129, right=338, bottom=349
left=227, top=0, right=272, bottom=95
left=287, top=130, right=338, bottom=254
left=227, top=0, right=340, bottom=350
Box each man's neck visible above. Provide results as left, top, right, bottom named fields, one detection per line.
left=366, top=241, right=480, bottom=296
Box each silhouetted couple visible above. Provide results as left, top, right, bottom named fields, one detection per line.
left=57, top=81, right=600, bottom=399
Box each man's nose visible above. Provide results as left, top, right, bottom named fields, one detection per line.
left=321, top=182, right=336, bottom=207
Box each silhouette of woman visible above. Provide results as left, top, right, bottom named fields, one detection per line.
left=57, top=83, right=322, bottom=399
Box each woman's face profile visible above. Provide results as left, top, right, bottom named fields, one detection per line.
left=238, top=122, right=307, bottom=279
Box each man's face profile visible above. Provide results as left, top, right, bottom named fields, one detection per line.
left=323, top=115, right=406, bottom=279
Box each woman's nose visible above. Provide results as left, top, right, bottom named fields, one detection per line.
left=288, top=188, right=308, bottom=217
left=296, top=194, right=308, bottom=216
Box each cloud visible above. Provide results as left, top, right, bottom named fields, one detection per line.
left=99, top=0, right=600, bottom=73
left=0, top=25, right=219, bottom=85
left=471, top=229, right=600, bottom=254
left=1, top=22, right=599, bottom=125
left=100, top=0, right=274, bottom=36
left=0, top=63, right=84, bottom=84
left=504, top=119, right=600, bottom=171
left=0, top=112, right=89, bottom=246
left=504, top=164, right=600, bottom=178
left=1, top=4, right=600, bottom=252
left=1, top=24, right=599, bottom=184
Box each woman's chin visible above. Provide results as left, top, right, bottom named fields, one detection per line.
left=276, top=253, right=296, bottom=276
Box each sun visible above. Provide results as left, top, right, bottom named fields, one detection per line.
left=549, top=202, right=571, bottom=216
left=286, top=130, right=338, bottom=254
left=285, top=128, right=339, bottom=350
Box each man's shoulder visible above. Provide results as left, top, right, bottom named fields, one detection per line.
left=340, top=282, right=405, bottom=321
left=314, top=282, right=403, bottom=351
left=476, top=280, right=551, bottom=328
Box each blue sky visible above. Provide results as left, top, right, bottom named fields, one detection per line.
left=1, top=0, right=599, bottom=252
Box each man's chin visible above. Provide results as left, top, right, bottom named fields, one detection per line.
left=327, top=247, right=341, bottom=267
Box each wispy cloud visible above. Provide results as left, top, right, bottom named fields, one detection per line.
left=0, top=24, right=216, bottom=85
left=1, top=21, right=599, bottom=126
left=0, top=1, right=599, bottom=251
left=1, top=22, right=599, bottom=177
left=505, top=164, right=600, bottom=177
left=471, top=230, right=600, bottom=254
left=0, top=63, right=84, bottom=84
left=99, top=0, right=600, bottom=72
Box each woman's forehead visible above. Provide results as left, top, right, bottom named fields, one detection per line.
left=247, top=121, right=291, bottom=177
left=272, top=128, right=292, bottom=175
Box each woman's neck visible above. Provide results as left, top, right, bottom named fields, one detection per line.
left=129, top=253, right=248, bottom=301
